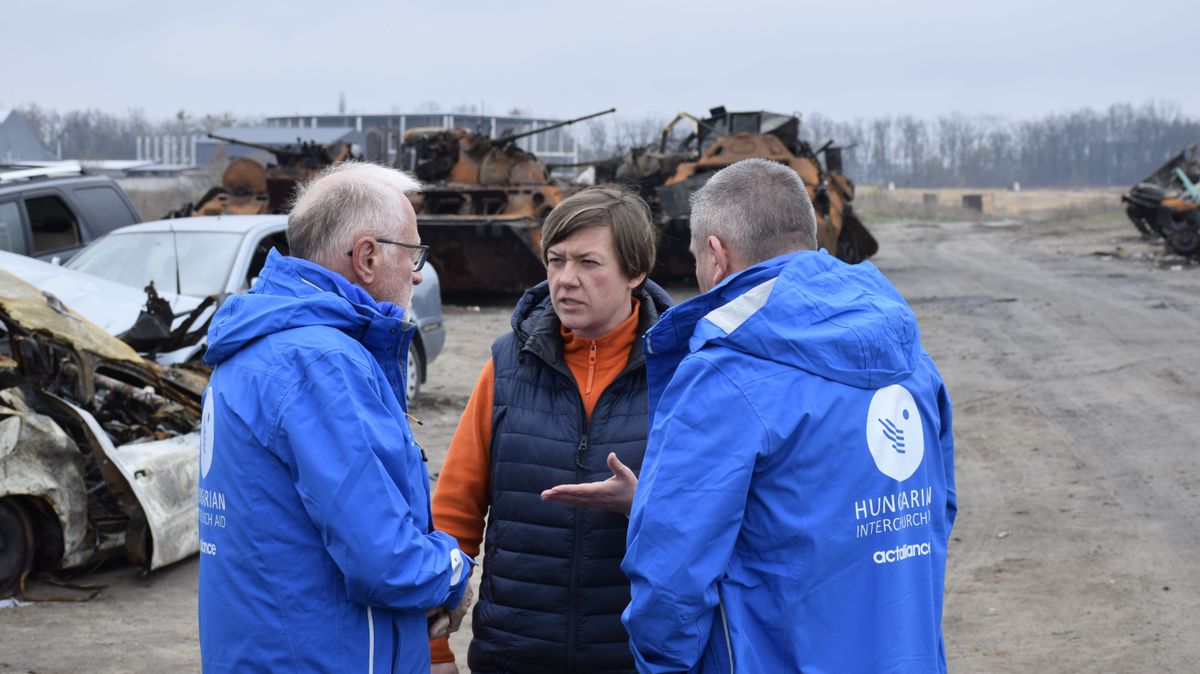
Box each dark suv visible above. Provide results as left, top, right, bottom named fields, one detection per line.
left=0, top=171, right=142, bottom=262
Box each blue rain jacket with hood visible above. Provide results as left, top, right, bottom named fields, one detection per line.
left=622, top=250, right=956, bottom=673
left=197, top=250, right=470, bottom=674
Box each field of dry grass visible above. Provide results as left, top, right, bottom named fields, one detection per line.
left=856, top=186, right=1126, bottom=224
left=115, top=171, right=221, bottom=221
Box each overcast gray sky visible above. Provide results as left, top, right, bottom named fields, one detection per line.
left=3, top=0, right=1194, bottom=123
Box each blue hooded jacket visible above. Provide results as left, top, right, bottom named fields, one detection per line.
left=197, top=250, right=469, bottom=674
left=622, top=250, right=956, bottom=673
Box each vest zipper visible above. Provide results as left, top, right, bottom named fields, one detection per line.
left=574, top=435, right=589, bottom=470
left=567, top=430, right=587, bottom=672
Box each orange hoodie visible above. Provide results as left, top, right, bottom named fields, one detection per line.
left=429, top=300, right=641, bottom=664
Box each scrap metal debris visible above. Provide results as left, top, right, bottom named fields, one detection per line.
left=394, top=109, right=616, bottom=294
left=1122, top=145, right=1200, bottom=256
left=594, top=107, right=878, bottom=278
left=0, top=269, right=205, bottom=598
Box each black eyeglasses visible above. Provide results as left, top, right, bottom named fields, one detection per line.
left=346, top=238, right=430, bottom=271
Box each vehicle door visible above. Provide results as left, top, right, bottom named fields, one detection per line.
left=69, top=183, right=141, bottom=241
left=0, top=199, right=31, bottom=256
left=19, top=187, right=87, bottom=262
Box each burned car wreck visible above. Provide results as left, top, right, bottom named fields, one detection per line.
left=0, top=268, right=205, bottom=598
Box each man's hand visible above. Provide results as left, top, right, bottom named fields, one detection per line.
left=448, top=584, right=473, bottom=634
left=429, top=579, right=474, bottom=640
left=430, top=663, right=459, bottom=674
left=541, top=452, right=637, bottom=515
left=427, top=607, right=451, bottom=640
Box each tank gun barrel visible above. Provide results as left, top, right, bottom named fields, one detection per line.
left=206, top=132, right=334, bottom=165
left=207, top=132, right=292, bottom=156
left=493, top=108, right=616, bottom=146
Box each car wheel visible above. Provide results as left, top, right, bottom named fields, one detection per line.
left=0, top=500, right=34, bottom=598
left=406, top=344, right=424, bottom=406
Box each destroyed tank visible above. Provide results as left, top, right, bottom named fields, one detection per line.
left=1122, top=146, right=1200, bottom=256
left=386, top=109, right=615, bottom=294
left=167, top=134, right=359, bottom=218
left=599, top=107, right=879, bottom=279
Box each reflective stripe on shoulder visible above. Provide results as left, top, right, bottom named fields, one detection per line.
left=366, top=605, right=375, bottom=674
left=702, top=277, right=777, bottom=336
left=298, top=275, right=323, bottom=292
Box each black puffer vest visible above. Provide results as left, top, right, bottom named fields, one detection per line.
left=467, top=280, right=672, bottom=674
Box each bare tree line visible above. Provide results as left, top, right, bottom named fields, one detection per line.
left=577, top=102, right=1200, bottom=189
left=14, top=104, right=254, bottom=161
left=15, top=101, right=1198, bottom=187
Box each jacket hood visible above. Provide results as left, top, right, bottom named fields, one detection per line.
left=511, top=279, right=674, bottom=364
left=646, top=250, right=920, bottom=390
left=204, top=249, right=411, bottom=366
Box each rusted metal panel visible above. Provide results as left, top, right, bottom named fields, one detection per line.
left=609, top=107, right=878, bottom=276
left=401, top=110, right=615, bottom=295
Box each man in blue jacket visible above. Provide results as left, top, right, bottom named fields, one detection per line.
left=622, top=158, right=956, bottom=673
left=197, top=162, right=472, bottom=673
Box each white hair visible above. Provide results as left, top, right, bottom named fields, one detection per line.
left=689, top=158, right=818, bottom=263
left=287, top=161, right=421, bottom=266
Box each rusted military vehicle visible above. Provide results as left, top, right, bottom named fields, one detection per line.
left=1122, top=146, right=1200, bottom=256
left=394, top=109, right=615, bottom=294
left=597, top=107, right=877, bottom=278
left=167, top=133, right=359, bottom=218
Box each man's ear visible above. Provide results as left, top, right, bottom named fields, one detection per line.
left=348, top=237, right=380, bottom=286
left=708, top=235, right=732, bottom=287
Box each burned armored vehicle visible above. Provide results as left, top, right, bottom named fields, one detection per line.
left=0, top=268, right=205, bottom=597
left=385, top=109, right=614, bottom=294
left=1122, top=146, right=1200, bottom=256
left=168, top=133, right=359, bottom=218
left=599, top=107, right=878, bottom=278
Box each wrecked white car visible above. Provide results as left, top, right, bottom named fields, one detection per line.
left=0, top=267, right=205, bottom=597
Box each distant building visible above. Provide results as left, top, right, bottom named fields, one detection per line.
left=0, top=110, right=56, bottom=163
left=265, top=112, right=578, bottom=165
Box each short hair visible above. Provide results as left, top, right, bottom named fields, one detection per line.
left=540, top=186, right=657, bottom=281
left=287, top=161, right=421, bottom=265
left=689, top=158, right=818, bottom=264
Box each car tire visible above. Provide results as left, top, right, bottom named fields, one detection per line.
left=0, top=500, right=34, bottom=598
left=406, top=344, right=424, bottom=406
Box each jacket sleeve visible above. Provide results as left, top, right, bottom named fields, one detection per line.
left=621, top=355, right=767, bottom=673
left=429, top=358, right=496, bottom=664
left=276, top=349, right=470, bottom=611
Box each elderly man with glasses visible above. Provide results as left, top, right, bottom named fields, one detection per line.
left=197, top=161, right=473, bottom=674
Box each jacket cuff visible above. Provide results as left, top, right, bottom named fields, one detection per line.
left=429, top=635, right=455, bottom=663
left=442, top=549, right=475, bottom=609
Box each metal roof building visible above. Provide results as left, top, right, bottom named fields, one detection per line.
left=0, top=110, right=56, bottom=163
left=265, top=112, right=579, bottom=165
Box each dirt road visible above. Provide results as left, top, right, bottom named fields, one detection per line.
left=2, top=211, right=1198, bottom=672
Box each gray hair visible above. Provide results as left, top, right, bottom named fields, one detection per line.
left=287, top=161, right=421, bottom=265
left=689, top=158, right=818, bottom=264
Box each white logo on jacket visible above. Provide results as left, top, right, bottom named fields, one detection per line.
left=865, top=385, right=924, bottom=481
left=200, top=387, right=215, bottom=479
